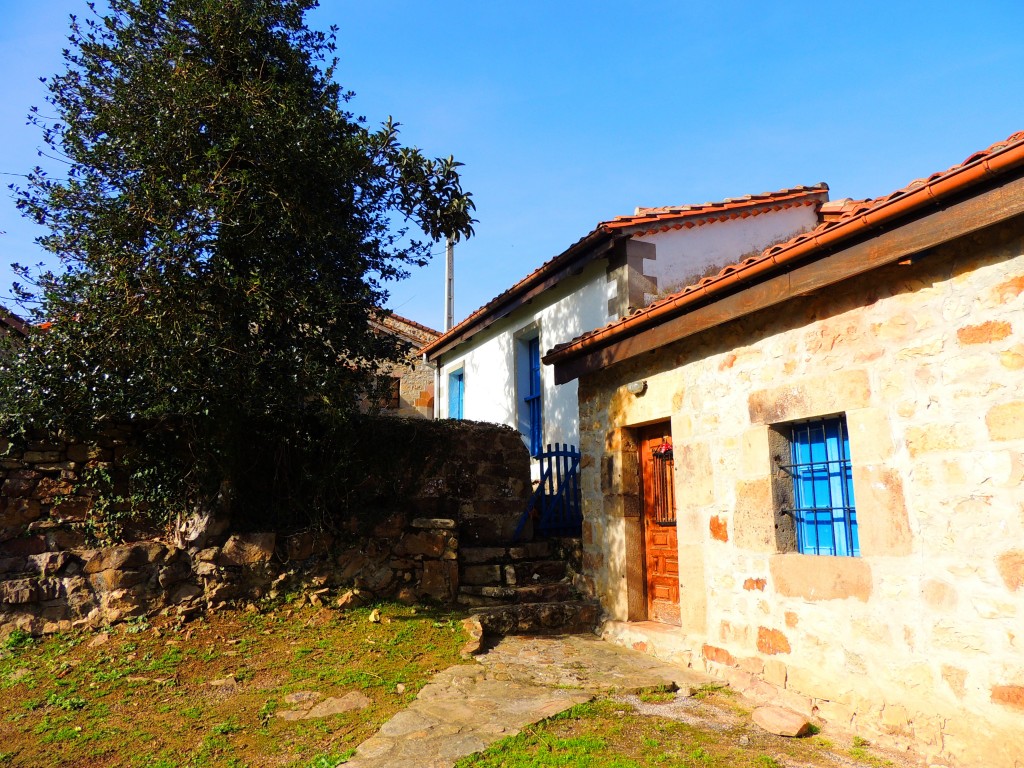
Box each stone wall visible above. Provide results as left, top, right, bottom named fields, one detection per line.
left=578, top=220, right=1024, bottom=768
left=0, top=419, right=531, bottom=637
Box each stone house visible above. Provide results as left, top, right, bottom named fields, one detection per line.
left=421, top=185, right=830, bottom=458
left=544, top=131, right=1024, bottom=767
left=370, top=312, right=439, bottom=419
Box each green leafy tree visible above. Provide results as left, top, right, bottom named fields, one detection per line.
left=2, top=0, right=473, bottom=531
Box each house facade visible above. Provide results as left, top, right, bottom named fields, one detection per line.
left=545, top=132, right=1024, bottom=767
left=370, top=312, right=439, bottom=419
left=421, top=186, right=829, bottom=458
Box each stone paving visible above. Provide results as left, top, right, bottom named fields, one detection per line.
left=341, top=633, right=718, bottom=768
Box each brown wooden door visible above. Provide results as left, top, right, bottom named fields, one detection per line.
left=639, top=423, right=680, bottom=625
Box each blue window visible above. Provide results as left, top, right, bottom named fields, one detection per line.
left=524, top=337, right=542, bottom=455
left=786, top=416, right=858, bottom=556
left=447, top=369, right=464, bottom=419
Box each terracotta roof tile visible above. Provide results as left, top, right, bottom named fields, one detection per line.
left=420, top=184, right=830, bottom=359
left=545, top=130, right=1024, bottom=363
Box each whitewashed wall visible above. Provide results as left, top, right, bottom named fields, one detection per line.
left=437, top=261, right=613, bottom=452
left=640, top=206, right=820, bottom=300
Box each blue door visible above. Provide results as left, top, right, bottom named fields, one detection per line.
left=448, top=370, right=464, bottom=419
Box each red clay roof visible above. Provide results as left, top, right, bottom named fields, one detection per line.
left=545, top=130, right=1024, bottom=366
left=420, top=184, right=830, bottom=359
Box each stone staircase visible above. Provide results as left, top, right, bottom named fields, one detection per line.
left=457, top=537, right=599, bottom=636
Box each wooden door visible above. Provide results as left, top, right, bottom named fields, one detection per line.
left=639, top=423, right=680, bottom=625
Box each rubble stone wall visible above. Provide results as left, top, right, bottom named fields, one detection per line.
left=0, top=419, right=530, bottom=636
left=579, top=220, right=1024, bottom=768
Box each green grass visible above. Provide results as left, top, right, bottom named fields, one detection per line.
left=0, top=600, right=470, bottom=767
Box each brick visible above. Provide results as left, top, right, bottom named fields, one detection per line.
left=956, top=320, right=1012, bottom=345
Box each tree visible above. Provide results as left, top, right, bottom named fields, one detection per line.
left=2, top=0, right=474, bottom=532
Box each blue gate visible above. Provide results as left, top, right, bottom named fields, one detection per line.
left=514, top=443, right=582, bottom=539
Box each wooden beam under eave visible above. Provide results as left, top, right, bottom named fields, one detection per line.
left=552, top=172, right=1024, bottom=384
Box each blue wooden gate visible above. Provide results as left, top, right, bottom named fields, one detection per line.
left=515, top=443, right=582, bottom=539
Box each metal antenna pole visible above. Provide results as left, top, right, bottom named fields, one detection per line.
left=444, top=237, right=454, bottom=332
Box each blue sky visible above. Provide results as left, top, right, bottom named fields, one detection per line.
left=1, top=1, right=1023, bottom=331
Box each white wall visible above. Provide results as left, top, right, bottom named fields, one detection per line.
left=438, top=260, right=613, bottom=452
left=437, top=205, right=822, bottom=452
left=641, top=206, right=820, bottom=301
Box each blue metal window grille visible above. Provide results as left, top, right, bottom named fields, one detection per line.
left=447, top=370, right=464, bottom=419
left=783, top=416, right=859, bottom=556
left=525, top=337, right=542, bottom=456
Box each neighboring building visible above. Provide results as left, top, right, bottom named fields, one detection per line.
left=0, top=307, right=28, bottom=339
left=545, top=131, right=1024, bottom=767
left=369, top=312, right=439, bottom=419
left=421, top=185, right=830, bottom=458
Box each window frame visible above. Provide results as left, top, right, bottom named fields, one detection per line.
left=447, top=368, right=465, bottom=420
left=779, top=415, right=859, bottom=557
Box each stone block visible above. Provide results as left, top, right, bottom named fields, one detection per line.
left=956, top=320, right=1012, bottom=345
left=921, top=579, right=958, bottom=610
left=740, top=427, right=771, bottom=479
left=769, top=553, right=872, bottom=602
left=709, top=515, right=729, bottom=542
left=732, top=478, right=775, bottom=552
left=702, top=644, right=736, bottom=666
left=34, top=477, right=74, bottom=501
left=996, top=550, right=1024, bottom=591
left=89, top=568, right=149, bottom=592
left=986, top=402, right=1024, bottom=442
left=846, top=408, right=895, bottom=464
left=676, top=442, right=713, bottom=506
left=905, top=423, right=975, bottom=456
left=397, top=532, right=446, bottom=558
left=410, top=517, right=456, bottom=530
left=1, top=498, right=42, bottom=528
left=752, top=706, right=812, bottom=737
left=419, top=560, right=457, bottom=601
left=84, top=542, right=168, bottom=574
left=852, top=465, right=912, bottom=556
left=743, top=577, right=766, bottom=591
left=991, top=684, right=1024, bottom=710
left=764, top=658, right=787, bottom=687
left=218, top=533, right=275, bottom=566
left=756, top=626, right=791, bottom=655
left=747, top=370, right=870, bottom=425
left=461, top=564, right=501, bottom=586
left=0, top=577, right=42, bottom=604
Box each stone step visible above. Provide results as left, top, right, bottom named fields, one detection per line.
left=472, top=600, right=601, bottom=636
left=459, top=540, right=554, bottom=565
left=458, top=581, right=575, bottom=605
left=509, top=559, right=567, bottom=585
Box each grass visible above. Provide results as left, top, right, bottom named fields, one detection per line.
left=455, top=696, right=904, bottom=768
left=0, top=600, right=470, bottom=767
left=1, top=603, right=907, bottom=768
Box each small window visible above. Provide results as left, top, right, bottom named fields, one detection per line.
left=524, top=337, right=542, bottom=456
left=383, top=376, right=401, bottom=410
left=780, top=416, right=858, bottom=556
left=447, top=369, right=464, bottom=420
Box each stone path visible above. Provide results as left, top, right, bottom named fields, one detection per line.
left=341, top=634, right=717, bottom=768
